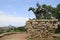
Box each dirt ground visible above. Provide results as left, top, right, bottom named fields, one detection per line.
left=0, top=33, right=28, bottom=40
left=0, top=32, right=60, bottom=40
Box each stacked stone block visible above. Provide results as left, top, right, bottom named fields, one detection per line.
left=25, top=19, right=58, bottom=40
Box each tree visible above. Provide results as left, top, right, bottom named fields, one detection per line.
left=42, top=4, right=53, bottom=19
left=55, top=4, right=60, bottom=33
left=57, top=4, right=60, bottom=20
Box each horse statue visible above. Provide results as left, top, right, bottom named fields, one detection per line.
left=28, top=3, right=49, bottom=19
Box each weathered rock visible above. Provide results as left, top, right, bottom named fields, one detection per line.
left=26, top=19, right=58, bottom=40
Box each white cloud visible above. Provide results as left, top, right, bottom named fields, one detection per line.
left=0, top=11, right=5, bottom=14
left=0, top=11, right=28, bottom=26
left=0, top=15, right=28, bottom=23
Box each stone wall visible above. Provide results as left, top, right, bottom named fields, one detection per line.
left=25, top=19, right=58, bottom=40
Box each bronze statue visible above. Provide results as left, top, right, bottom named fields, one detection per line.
left=28, top=3, right=49, bottom=19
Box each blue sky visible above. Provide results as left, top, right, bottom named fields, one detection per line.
left=0, top=0, right=60, bottom=27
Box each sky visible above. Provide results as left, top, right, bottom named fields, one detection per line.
left=0, top=0, right=60, bottom=27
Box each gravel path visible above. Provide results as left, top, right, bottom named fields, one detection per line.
left=0, top=33, right=27, bottom=40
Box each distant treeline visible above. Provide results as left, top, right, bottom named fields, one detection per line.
left=14, top=26, right=26, bottom=32
left=0, top=26, right=26, bottom=34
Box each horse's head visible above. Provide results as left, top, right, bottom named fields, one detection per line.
left=28, top=7, right=35, bottom=11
